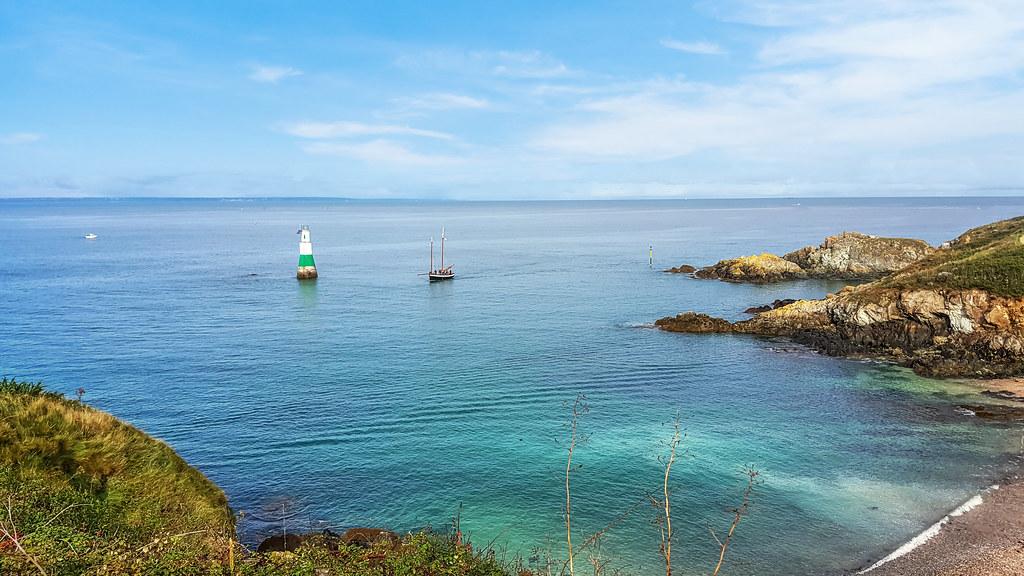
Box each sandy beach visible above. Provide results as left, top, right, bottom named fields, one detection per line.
left=863, top=476, right=1024, bottom=576
left=969, top=377, right=1024, bottom=399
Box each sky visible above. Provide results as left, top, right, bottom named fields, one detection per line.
left=1, top=0, right=1023, bottom=199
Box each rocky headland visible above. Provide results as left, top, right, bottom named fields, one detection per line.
left=657, top=216, right=1024, bottom=378
left=670, top=231, right=934, bottom=283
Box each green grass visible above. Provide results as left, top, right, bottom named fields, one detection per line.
left=879, top=215, right=1024, bottom=297
left=0, top=377, right=235, bottom=575
left=0, top=379, right=519, bottom=576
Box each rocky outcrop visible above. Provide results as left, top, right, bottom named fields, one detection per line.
left=694, top=254, right=807, bottom=283
left=658, top=286, right=1024, bottom=378
left=744, top=299, right=797, bottom=314
left=689, top=232, right=933, bottom=284
left=655, top=312, right=735, bottom=333
left=783, top=232, right=933, bottom=279
left=258, top=527, right=399, bottom=553
left=664, top=264, right=697, bottom=274
left=656, top=216, right=1024, bottom=378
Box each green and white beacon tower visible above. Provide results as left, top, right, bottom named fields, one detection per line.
left=296, top=225, right=318, bottom=280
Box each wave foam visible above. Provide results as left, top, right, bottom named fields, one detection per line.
left=858, top=486, right=997, bottom=573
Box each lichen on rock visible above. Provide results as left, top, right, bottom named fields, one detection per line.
left=694, top=253, right=807, bottom=283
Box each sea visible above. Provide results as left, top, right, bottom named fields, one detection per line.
left=2, top=196, right=1024, bottom=575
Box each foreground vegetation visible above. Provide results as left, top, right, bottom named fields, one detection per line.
left=0, top=378, right=512, bottom=576
left=1, top=380, right=753, bottom=576
left=880, top=215, right=1024, bottom=297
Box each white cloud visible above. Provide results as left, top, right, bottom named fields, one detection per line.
left=394, top=49, right=571, bottom=79
left=532, top=0, right=1024, bottom=188
left=248, top=64, right=303, bottom=83
left=0, top=132, right=43, bottom=144
left=660, top=39, right=726, bottom=55
left=303, top=140, right=463, bottom=167
left=491, top=50, right=570, bottom=78
left=282, top=121, right=454, bottom=140
left=392, top=92, right=490, bottom=111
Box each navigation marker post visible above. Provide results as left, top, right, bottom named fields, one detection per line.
left=296, top=225, right=318, bottom=280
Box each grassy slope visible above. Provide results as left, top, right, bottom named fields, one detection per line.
left=878, top=215, right=1024, bottom=297
left=0, top=378, right=235, bottom=574
left=0, top=380, right=513, bottom=576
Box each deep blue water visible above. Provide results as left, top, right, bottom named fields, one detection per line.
left=2, top=197, right=1024, bottom=575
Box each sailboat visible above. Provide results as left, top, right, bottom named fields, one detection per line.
left=428, top=227, right=455, bottom=281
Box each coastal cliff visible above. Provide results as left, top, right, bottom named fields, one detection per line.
left=657, top=216, right=1024, bottom=378
left=676, top=231, right=934, bottom=283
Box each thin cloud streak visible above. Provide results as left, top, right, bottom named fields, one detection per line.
left=0, top=132, right=43, bottom=144
left=248, top=64, right=303, bottom=83
left=283, top=121, right=455, bottom=140
left=303, top=140, right=464, bottom=167
left=660, top=39, right=726, bottom=55
left=392, top=92, right=490, bottom=111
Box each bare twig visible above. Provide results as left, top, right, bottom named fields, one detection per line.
left=560, top=496, right=646, bottom=576
left=39, top=503, right=89, bottom=528
left=1, top=496, right=48, bottom=576
left=575, top=497, right=644, bottom=557
left=565, top=393, right=588, bottom=576
left=662, top=416, right=681, bottom=576
left=711, top=469, right=759, bottom=576
left=650, top=414, right=683, bottom=576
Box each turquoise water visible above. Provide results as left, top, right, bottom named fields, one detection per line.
left=2, top=197, right=1023, bottom=575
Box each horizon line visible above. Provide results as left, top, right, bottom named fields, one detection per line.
left=3, top=193, right=1024, bottom=202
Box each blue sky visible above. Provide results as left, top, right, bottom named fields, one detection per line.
left=1, top=1, right=1023, bottom=198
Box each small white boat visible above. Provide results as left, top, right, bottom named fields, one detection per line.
left=84, top=233, right=98, bottom=240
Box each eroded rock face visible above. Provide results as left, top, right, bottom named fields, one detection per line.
left=688, top=231, right=933, bottom=284
left=657, top=287, right=1024, bottom=378
left=658, top=216, right=1024, bottom=377
left=694, top=254, right=807, bottom=283
left=783, top=232, right=933, bottom=279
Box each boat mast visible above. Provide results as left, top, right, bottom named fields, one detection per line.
left=441, top=227, right=445, bottom=270
left=430, top=237, right=434, bottom=272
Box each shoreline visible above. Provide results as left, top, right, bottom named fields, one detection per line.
left=857, top=464, right=1024, bottom=576
left=964, top=377, right=1024, bottom=399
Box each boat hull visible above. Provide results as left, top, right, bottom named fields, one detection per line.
left=428, top=273, right=455, bottom=282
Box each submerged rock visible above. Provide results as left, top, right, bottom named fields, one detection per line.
left=257, top=533, right=305, bottom=553
left=957, top=403, right=1024, bottom=422
left=340, top=527, right=400, bottom=548
left=257, top=527, right=399, bottom=553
